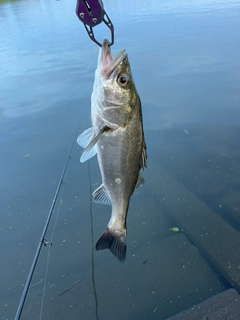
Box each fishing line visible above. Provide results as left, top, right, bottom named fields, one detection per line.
left=14, top=121, right=81, bottom=320
left=39, top=240, right=52, bottom=319
left=88, top=161, right=99, bottom=320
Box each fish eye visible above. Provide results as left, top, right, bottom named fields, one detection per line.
left=117, top=74, right=129, bottom=88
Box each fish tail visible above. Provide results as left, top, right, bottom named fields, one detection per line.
left=95, top=228, right=126, bottom=263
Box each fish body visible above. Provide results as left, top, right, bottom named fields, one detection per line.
left=77, top=40, right=147, bottom=262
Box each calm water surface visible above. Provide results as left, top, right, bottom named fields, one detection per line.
left=1, top=0, right=240, bottom=319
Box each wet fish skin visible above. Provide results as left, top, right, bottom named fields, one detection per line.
left=77, top=39, right=147, bottom=262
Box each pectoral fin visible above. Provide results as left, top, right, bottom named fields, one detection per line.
left=77, top=127, right=94, bottom=148
left=78, top=126, right=107, bottom=163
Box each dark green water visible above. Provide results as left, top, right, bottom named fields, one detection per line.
left=1, top=0, right=240, bottom=319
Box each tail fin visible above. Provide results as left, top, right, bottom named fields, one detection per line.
left=95, top=228, right=126, bottom=263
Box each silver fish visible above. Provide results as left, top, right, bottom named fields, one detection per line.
left=77, top=40, right=147, bottom=262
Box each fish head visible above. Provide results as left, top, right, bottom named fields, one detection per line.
left=93, top=39, right=140, bottom=126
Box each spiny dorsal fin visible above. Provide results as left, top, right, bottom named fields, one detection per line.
left=141, top=138, right=147, bottom=169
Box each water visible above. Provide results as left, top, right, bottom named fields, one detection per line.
left=1, top=0, right=240, bottom=319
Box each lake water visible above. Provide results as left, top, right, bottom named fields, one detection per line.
left=1, top=0, right=240, bottom=319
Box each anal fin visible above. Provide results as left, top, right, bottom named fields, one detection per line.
left=92, top=184, right=111, bottom=205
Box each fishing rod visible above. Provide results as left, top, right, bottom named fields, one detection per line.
left=14, top=123, right=81, bottom=320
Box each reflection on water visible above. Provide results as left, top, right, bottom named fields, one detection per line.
left=1, top=0, right=240, bottom=319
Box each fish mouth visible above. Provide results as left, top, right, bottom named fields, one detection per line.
left=100, top=39, right=126, bottom=78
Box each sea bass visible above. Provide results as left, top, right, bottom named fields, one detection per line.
left=77, top=39, right=147, bottom=262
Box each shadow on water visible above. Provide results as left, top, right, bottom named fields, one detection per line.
left=149, top=124, right=240, bottom=230
left=17, top=121, right=236, bottom=320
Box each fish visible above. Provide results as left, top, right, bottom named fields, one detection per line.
left=77, top=39, right=147, bottom=262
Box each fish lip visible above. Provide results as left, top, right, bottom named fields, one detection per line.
left=100, top=39, right=126, bottom=78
